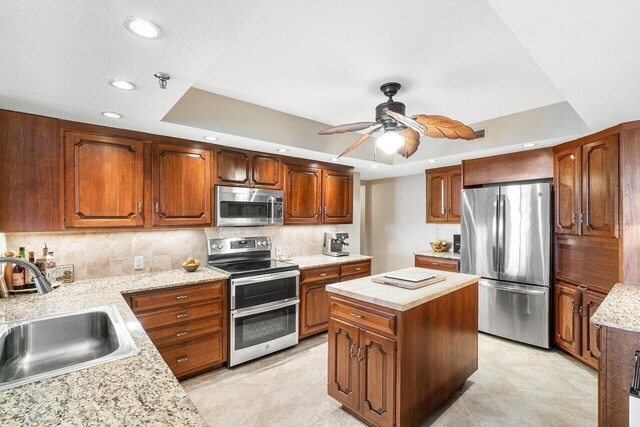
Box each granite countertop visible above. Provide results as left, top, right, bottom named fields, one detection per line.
left=286, top=254, right=373, bottom=270
left=0, top=268, right=229, bottom=427
left=414, top=250, right=461, bottom=260
left=591, top=283, right=640, bottom=333
left=326, top=268, right=480, bottom=311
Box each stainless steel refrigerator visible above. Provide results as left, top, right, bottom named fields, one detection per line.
left=460, top=182, right=552, bottom=348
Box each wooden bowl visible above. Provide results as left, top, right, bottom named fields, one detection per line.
left=430, top=242, right=450, bottom=252
left=182, top=263, right=200, bottom=272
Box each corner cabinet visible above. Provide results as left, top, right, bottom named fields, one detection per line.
left=64, top=131, right=145, bottom=228
left=152, top=144, right=212, bottom=226
left=425, top=165, right=462, bottom=224
left=284, top=164, right=354, bottom=225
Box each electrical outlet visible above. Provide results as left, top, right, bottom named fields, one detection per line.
left=133, top=256, right=144, bottom=270
left=275, top=246, right=282, bottom=256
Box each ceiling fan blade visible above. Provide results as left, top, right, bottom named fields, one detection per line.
left=383, top=109, right=426, bottom=134
left=396, top=128, right=421, bottom=158
left=412, top=114, right=476, bottom=140
left=337, top=125, right=382, bottom=158
left=318, top=121, right=377, bottom=135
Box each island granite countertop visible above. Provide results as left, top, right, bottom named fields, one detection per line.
left=591, top=283, right=640, bottom=333
left=0, top=268, right=229, bottom=427
left=285, top=253, right=373, bottom=270
left=326, top=267, right=479, bottom=311
left=414, top=250, right=461, bottom=260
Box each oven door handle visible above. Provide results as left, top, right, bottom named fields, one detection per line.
left=231, top=298, right=300, bottom=319
left=231, top=270, right=300, bottom=287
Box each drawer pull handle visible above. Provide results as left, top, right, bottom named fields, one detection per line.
left=432, top=262, right=440, bottom=265
left=176, top=312, right=189, bottom=319
left=176, top=331, right=189, bottom=337
left=351, top=312, right=363, bottom=319
left=320, top=273, right=327, bottom=277
left=176, top=295, right=188, bottom=300
left=176, top=356, right=189, bottom=363
left=355, top=268, right=362, bottom=271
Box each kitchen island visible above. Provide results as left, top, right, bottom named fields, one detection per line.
left=326, top=268, right=480, bottom=427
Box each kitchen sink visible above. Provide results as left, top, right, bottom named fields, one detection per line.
left=0, top=305, right=138, bottom=391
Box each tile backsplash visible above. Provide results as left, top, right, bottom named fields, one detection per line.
left=3, top=224, right=357, bottom=281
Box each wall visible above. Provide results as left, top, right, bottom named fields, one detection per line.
left=2, top=173, right=362, bottom=282
left=363, top=174, right=460, bottom=275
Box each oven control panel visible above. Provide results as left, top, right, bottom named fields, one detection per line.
left=208, top=236, right=272, bottom=254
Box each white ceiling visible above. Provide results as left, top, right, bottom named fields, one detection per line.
left=0, top=1, right=636, bottom=180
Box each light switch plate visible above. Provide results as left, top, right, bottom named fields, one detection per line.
left=133, top=256, right=144, bottom=270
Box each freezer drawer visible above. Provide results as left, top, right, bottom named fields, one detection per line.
left=478, top=279, right=550, bottom=348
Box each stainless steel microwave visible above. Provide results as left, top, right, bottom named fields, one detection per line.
left=214, top=186, right=284, bottom=226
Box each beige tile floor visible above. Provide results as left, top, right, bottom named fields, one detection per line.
left=181, top=333, right=597, bottom=427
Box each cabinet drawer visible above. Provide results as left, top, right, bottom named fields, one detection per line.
left=301, top=266, right=340, bottom=283
left=160, top=333, right=224, bottom=378
left=340, top=272, right=370, bottom=282
left=147, top=316, right=223, bottom=348
left=340, top=261, right=370, bottom=277
left=330, top=297, right=396, bottom=337
left=415, top=256, right=459, bottom=272
left=137, top=300, right=222, bottom=330
left=129, top=281, right=224, bottom=313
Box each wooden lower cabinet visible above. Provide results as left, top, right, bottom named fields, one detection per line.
left=299, top=260, right=371, bottom=339
left=414, top=255, right=460, bottom=272
left=553, top=281, right=605, bottom=369
left=125, top=280, right=227, bottom=379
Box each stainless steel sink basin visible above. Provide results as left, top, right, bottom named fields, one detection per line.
left=0, top=305, right=138, bottom=391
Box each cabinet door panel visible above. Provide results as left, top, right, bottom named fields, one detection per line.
left=284, top=164, right=322, bottom=224
left=322, top=170, right=353, bottom=224
left=359, top=329, right=396, bottom=427
left=215, top=148, right=250, bottom=186
left=554, top=282, right=581, bottom=355
left=300, top=280, right=331, bottom=338
left=554, top=148, right=581, bottom=235
left=64, top=131, right=144, bottom=228
left=581, top=135, right=618, bottom=238
left=426, top=172, right=447, bottom=223
left=582, top=290, right=605, bottom=368
left=152, top=144, right=211, bottom=226
left=448, top=168, right=463, bottom=222
left=328, top=318, right=360, bottom=410
left=251, top=153, right=282, bottom=189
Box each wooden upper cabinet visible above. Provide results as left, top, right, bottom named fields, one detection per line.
left=426, top=166, right=461, bottom=223
left=581, top=135, right=618, bottom=238
left=448, top=169, right=462, bottom=222
left=152, top=144, right=212, bottom=227
left=283, top=164, right=322, bottom=224
left=359, top=329, right=396, bottom=427
left=251, top=153, right=282, bottom=189
left=64, top=131, right=144, bottom=228
left=554, top=282, right=581, bottom=355
left=554, top=147, right=581, bottom=235
left=322, top=170, right=353, bottom=224
left=215, top=148, right=250, bottom=186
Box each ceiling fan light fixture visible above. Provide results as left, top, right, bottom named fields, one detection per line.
left=376, top=130, right=405, bottom=154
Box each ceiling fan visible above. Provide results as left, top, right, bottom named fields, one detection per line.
left=318, top=82, right=477, bottom=159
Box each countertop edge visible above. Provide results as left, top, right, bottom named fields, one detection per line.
left=590, top=283, right=640, bottom=333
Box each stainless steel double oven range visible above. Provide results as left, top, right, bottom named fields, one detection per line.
left=207, top=236, right=299, bottom=367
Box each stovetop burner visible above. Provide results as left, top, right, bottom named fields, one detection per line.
left=209, top=258, right=297, bottom=278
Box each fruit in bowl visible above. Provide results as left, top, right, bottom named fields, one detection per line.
left=182, top=257, right=201, bottom=272
left=430, top=240, right=449, bottom=252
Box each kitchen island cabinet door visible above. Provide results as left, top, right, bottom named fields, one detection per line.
left=283, top=164, right=322, bottom=224
left=152, top=143, right=212, bottom=226
left=64, top=131, right=145, bottom=228
left=554, top=282, right=582, bottom=356
left=215, top=147, right=250, bottom=187
left=328, top=318, right=360, bottom=411
left=322, top=170, right=353, bottom=224
left=359, top=329, right=396, bottom=427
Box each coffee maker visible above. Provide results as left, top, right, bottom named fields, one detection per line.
left=323, top=232, right=349, bottom=257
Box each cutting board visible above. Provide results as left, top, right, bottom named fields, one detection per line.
left=372, top=268, right=447, bottom=290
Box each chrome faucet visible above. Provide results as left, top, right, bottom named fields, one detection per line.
left=0, top=257, right=54, bottom=295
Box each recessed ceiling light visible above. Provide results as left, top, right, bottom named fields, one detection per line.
left=370, top=164, right=379, bottom=169
left=330, top=158, right=339, bottom=162
left=522, top=143, right=537, bottom=148
left=109, top=79, right=136, bottom=90
left=203, top=136, right=218, bottom=141
left=124, top=17, right=162, bottom=39
left=101, top=111, right=123, bottom=119
left=427, top=159, right=437, bottom=163
left=277, top=148, right=289, bottom=153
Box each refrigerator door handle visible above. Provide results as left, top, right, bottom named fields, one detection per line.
left=492, top=194, right=500, bottom=272
left=499, top=194, right=506, bottom=272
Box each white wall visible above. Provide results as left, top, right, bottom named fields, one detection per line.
left=363, top=174, right=460, bottom=274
